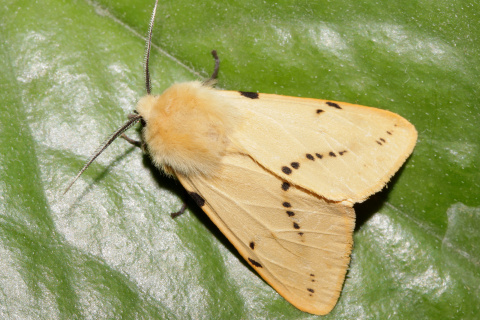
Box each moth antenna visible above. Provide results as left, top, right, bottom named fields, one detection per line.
left=203, top=50, right=220, bottom=86
left=64, top=114, right=143, bottom=194
left=209, top=50, right=220, bottom=81
left=144, top=0, right=159, bottom=94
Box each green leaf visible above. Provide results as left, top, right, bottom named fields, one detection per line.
left=1, top=0, right=479, bottom=318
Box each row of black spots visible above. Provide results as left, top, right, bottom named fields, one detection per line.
left=376, top=137, right=387, bottom=146
left=239, top=91, right=259, bottom=99
left=328, top=150, right=348, bottom=157
left=282, top=149, right=349, bottom=176
left=307, top=150, right=348, bottom=160
left=323, top=150, right=347, bottom=159
left=282, top=149, right=347, bottom=175
left=249, top=180, right=297, bottom=269
left=248, top=178, right=294, bottom=268
left=283, top=150, right=350, bottom=177
left=281, top=161, right=300, bottom=175
left=282, top=201, right=303, bottom=235
left=307, top=274, right=316, bottom=297
left=280, top=183, right=304, bottom=235
left=280, top=183, right=294, bottom=215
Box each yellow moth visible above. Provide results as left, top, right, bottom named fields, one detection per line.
left=66, top=0, right=417, bottom=315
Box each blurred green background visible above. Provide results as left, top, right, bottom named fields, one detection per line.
left=1, top=0, right=479, bottom=318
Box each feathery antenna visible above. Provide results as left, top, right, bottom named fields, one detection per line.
left=202, top=50, right=220, bottom=86
left=64, top=0, right=162, bottom=193
left=145, top=0, right=159, bottom=94
left=64, top=115, right=142, bottom=194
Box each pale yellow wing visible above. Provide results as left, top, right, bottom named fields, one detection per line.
left=176, top=152, right=355, bottom=315
left=220, top=91, right=417, bottom=203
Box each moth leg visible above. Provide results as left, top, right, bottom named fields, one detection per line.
left=122, top=133, right=188, bottom=218
left=171, top=203, right=187, bottom=219
left=121, top=134, right=142, bottom=148
left=122, top=132, right=188, bottom=218
left=203, top=50, right=220, bottom=85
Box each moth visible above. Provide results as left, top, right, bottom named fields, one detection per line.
left=66, top=0, right=417, bottom=315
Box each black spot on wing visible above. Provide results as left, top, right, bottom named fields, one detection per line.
left=281, top=182, right=290, bottom=191
left=188, top=192, right=205, bottom=207
left=326, top=101, right=342, bottom=109
left=277, top=186, right=304, bottom=238
left=248, top=258, right=262, bottom=268
left=316, top=109, right=324, bottom=114
left=285, top=150, right=347, bottom=169
left=376, top=137, right=388, bottom=145
left=249, top=242, right=255, bottom=250
left=387, top=131, right=392, bottom=135
left=239, top=91, right=259, bottom=99
left=281, top=166, right=292, bottom=175
left=307, top=288, right=315, bottom=294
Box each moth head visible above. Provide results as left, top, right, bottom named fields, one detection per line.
left=64, top=0, right=228, bottom=192
left=134, top=82, right=237, bottom=179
